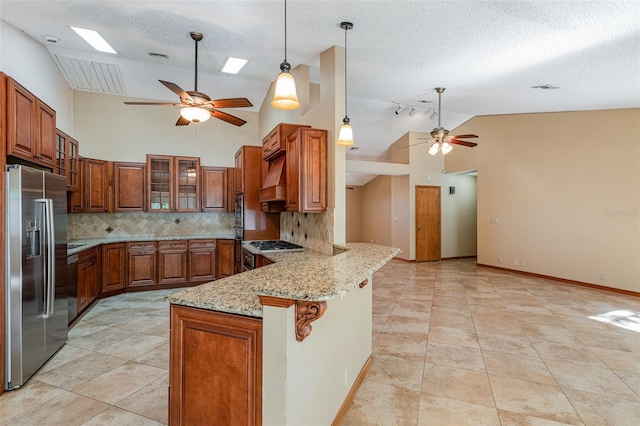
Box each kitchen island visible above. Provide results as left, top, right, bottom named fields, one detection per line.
left=165, top=242, right=399, bottom=425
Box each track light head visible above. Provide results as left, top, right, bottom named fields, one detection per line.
left=408, top=106, right=416, bottom=117
left=394, top=104, right=401, bottom=115
left=429, top=109, right=438, bottom=120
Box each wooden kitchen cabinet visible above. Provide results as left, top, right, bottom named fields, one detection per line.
left=234, top=239, right=242, bottom=274
left=127, top=242, right=157, bottom=287
left=261, top=123, right=310, bottom=161
left=255, top=254, right=274, bottom=268
left=147, top=155, right=200, bottom=212
left=201, top=166, right=228, bottom=212
left=188, top=240, right=216, bottom=283
left=286, top=128, right=328, bottom=212
left=77, top=247, right=101, bottom=314
left=5, top=75, right=56, bottom=169
left=234, top=148, right=244, bottom=194
left=169, top=305, right=262, bottom=426
left=226, top=167, right=235, bottom=212
left=83, top=157, right=111, bottom=213
left=216, top=239, right=236, bottom=279
left=158, top=240, right=189, bottom=285
left=101, top=243, right=126, bottom=293
left=55, top=129, right=80, bottom=191
left=114, top=162, right=145, bottom=212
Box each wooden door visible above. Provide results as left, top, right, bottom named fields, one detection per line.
left=55, top=130, right=67, bottom=178
left=201, top=167, right=227, bottom=212
left=101, top=243, right=126, bottom=293
left=175, top=157, right=200, bottom=212
left=68, top=157, right=84, bottom=212
left=114, top=162, right=145, bottom=212
left=188, top=240, right=216, bottom=283
left=147, top=155, right=174, bottom=212
left=169, top=305, right=262, bottom=426
left=158, top=241, right=189, bottom=285
left=216, top=239, right=235, bottom=279
left=36, top=100, right=56, bottom=169
left=127, top=242, right=157, bottom=287
left=6, top=77, right=38, bottom=161
left=415, top=185, right=441, bottom=261
left=300, top=128, right=327, bottom=212
left=84, top=158, right=110, bottom=213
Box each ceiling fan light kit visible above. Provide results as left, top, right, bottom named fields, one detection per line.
left=180, top=106, right=210, bottom=123
left=272, top=0, right=301, bottom=110
left=337, top=21, right=354, bottom=147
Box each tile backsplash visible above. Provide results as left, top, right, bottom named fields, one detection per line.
left=69, top=212, right=235, bottom=240
left=280, top=209, right=334, bottom=255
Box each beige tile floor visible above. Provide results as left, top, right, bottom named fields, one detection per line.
left=1, top=259, right=639, bottom=425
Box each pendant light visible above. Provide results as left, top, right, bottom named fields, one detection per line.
left=271, top=0, right=300, bottom=110
left=336, top=21, right=354, bottom=147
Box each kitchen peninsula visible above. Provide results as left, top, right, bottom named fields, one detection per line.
left=165, top=242, right=399, bottom=425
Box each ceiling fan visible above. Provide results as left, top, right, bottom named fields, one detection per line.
left=400, top=87, right=478, bottom=154
left=124, top=32, right=253, bottom=127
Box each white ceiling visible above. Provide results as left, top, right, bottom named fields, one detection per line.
left=2, top=0, right=639, bottom=164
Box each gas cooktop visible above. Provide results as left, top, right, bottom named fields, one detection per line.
left=248, top=240, right=304, bottom=252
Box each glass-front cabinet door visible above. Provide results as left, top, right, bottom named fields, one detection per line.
left=67, top=137, right=79, bottom=190
left=176, top=157, right=200, bottom=212
left=55, top=130, right=67, bottom=178
left=147, top=155, right=174, bottom=212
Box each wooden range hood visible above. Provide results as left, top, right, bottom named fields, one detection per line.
left=259, top=156, right=286, bottom=202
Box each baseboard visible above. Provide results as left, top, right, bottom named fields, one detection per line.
left=478, top=263, right=640, bottom=297
left=332, top=355, right=374, bottom=426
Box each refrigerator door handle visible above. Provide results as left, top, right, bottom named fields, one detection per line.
left=36, top=198, right=56, bottom=318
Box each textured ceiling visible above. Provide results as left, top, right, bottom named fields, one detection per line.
left=2, top=0, right=639, bottom=162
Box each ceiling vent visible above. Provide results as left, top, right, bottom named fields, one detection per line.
left=54, top=54, right=126, bottom=95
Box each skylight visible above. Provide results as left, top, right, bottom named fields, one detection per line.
left=70, top=26, right=116, bottom=54
left=221, top=57, right=248, bottom=74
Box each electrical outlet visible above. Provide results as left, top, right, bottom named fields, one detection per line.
left=490, top=218, right=498, bottom=224
left=519, top=260, right=525, bottom=267
left=497, top=256, right=502, bottom=263
left=344, top=366, right=349, bottom=386
left=514, top=259, right=519, bottom=266
left=163, top=224, right=171, bottom=232
left=599, top=272, right=606, bottom=280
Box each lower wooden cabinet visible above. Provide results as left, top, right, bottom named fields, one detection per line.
left=216, top=239, right=235, bottom=279
left=188, top=240, right=216, bottom=283
left=101, top=243, right=126, bottom=293
left=169, top=305, right=262, bottom=425
left=78, top=247, right=101, bottom=314
left=158, top=241, right=189, bottom=285
left=127, top=242, right=157, bottom=287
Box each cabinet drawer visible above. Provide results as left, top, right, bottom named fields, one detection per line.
left=127, top=241, right=156, bottom=251
left=158, top=240, right=188, bottom=251
left=188, top=239, right=216, bottom=249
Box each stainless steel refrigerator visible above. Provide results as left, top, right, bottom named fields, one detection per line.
left=5, top=164, right=68, bottom=390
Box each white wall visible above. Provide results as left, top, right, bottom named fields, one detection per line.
left=73, top=91, right=259, bottom=166
left=0, top=20, right=73, bottom=133
left=446, top=109, right=640, bottom=292
left=346, top=186, right=363, bottom=242
left=362, top=176, right=392, bottom=246
left=262, top=275, right=372, bottom=425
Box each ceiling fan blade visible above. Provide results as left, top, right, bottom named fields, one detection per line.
left=208, top=98, right=253, bottom=109
left=176, top=115, right=191, bottom=126
left=397, top=140, right=433, bottom=149
left=124, top=102, right=183, bottom=106
left=449, top=139, right=478, bottom=147
left=159, top=80, right=194, bottom=103
left=451, top=134, right=479, bottom=139
left=209, top=109, right=247, bottom=127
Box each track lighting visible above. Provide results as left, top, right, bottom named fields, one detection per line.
left=408, top=106, right=416, bottom=117
left=394, top=104, right=402, bottom=115
left=429, top=109, right=438, bottom=120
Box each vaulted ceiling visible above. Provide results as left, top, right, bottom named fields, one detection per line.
left=2, top=0, right=639, bottom=161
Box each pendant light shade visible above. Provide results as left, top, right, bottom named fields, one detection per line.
left=180, top=107, right=211, bottom=123
left=272, top=61, right=301, bottom=110
left=272, top=0, right=300, bottom=110
left=337, top=21, right=354, bottom=147
left=337, top=117, right=354, bottom=147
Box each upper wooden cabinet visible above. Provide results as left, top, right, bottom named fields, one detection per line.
left=201, top=166, right=229, bottom=212
left=285, top=128, right=327, bottom=212
left=147, top=155, right=200, bottom=212
left=68, top=157, right=84, bottom=213
left=55, top=129, right=80, bottom=191
left=83, top=157, right=111, bottom=213
left=261, top=123, right=310, bottom=162
left=5, top=75, right=56, bottom=169
left=114, top=162, right=146, bottom=212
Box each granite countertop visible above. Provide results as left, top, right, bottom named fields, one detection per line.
left=165, top=243, right=400, bottom=318
left=67, top=233, right=235, bottom=255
